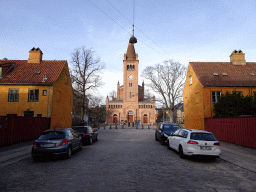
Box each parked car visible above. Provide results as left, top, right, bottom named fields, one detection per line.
left=72, top=126, right=98, bottom=145
left=155, top=122, right=180, bottom=145
left=31, top=128, right=82, bottom=161
left=167, top=129, right=221, bottom=160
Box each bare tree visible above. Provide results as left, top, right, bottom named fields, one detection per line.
left=70, top=46, right=105, bottom=122
left=144, top=88, right=153, bottom=100
left=141, top=60, right=186, bottom=123
left=108, top=90, right=117, bottom=100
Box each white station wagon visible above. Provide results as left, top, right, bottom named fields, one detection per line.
left=167, top=129, right=221, bottom=160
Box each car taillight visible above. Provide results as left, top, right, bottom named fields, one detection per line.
left=214, top=142, right=220, bottom=146
left=60, top=139, right=68, bottom=146
left=85, top=133, right=89, bottom=135
left=33, top=142, right=37, bottom=147
left=188, top=140, right=198, bottom=144
left=83, top=133, right=86, bottom=135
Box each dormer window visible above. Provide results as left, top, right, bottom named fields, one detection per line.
left=0, top=66, right=2, bottom=78
left=222, top=73, right=228, bottom=76
left=249, top=73, right=255, bottom=76
left=213, top=73, right=218, bottom=76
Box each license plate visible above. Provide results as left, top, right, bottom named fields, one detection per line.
left=41, top=144, right=55, bottom=148
left=200, top=146, right=212, bottom=150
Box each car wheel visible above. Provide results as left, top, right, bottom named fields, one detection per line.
left=33, top=156, right=40, bottom=162
left=167, top=140, right=171, bottom=150
left=66, top=147, right=72, bottom=159
left=88, top=137, right=93, bottom=145
left=79, top=142, right=82, bottom=151
left=160, top=136, right=165, bottom=145
left=179, top=146, right=185, bottom=159
left=155, top=134, right=158, bottom=141
left=210, top=156, right=217, bottom=161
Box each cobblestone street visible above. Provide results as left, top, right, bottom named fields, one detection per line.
left=0, top=128, right=256, bottom=192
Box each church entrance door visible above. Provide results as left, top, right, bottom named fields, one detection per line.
left=143, top=114, right=148, bottom=123
left=128, top=115, right=133, bottom=123
left=113, top=114, right=118, bottom=123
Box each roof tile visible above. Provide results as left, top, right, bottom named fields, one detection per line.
left=0, top=60, right=66, bottom=85
left=190, top=62, right=256, bottom=87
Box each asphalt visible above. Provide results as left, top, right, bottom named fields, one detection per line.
left=0, top=130, right=256, bottom=174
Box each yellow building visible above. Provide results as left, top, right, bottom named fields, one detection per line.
left=0, top=47, right=73, bottom=129
left=183, top=50, right=256, bottom=129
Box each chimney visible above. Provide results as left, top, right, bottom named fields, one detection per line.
left=230, top=50, right=246, bottom=65
left=28, top=47, right=43, bottom=63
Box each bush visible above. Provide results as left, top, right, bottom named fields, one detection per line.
left=213, top=91, right=256, bottom=118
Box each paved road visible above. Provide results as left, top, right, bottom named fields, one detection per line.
left=0, top=128, right=256, bottom=192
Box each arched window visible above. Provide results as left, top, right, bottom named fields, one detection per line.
left=127, top=65, right=129, bottom=70
left=133, top=65, right=135, bottom=70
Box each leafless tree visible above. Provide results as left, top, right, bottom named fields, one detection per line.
left=141, top=60, right=187, bottom=123
left=144, top=88, right=153, bottom=100
left=108, top=90, right=117, bottom=100
left=70, top=46, right=105, bottom=121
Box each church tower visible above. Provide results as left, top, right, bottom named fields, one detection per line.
left=106, top=31, right=155, bottom=124
left=123, top=36, right=138, bottom=103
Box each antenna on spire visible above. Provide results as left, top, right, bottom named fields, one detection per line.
left=133, top=0, right=135, bottom=36
left=129, top=0, right=137, bottom=44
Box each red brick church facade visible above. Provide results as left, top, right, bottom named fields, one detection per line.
left=106, top=37, right=155, bottom=124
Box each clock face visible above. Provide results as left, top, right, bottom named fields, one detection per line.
left=128, top=75, right=133, bottom=80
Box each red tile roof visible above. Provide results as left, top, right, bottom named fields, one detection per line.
left=0, top=60, right=66, bottom=85
left=190, top=62, right=256, bottom=87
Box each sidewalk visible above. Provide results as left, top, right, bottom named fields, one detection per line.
left=219, top=141, right=256, bottom=173
left=0, top=140, right=34, bottom=167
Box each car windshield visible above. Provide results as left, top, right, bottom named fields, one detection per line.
left=190, top=133, right=217, bottom=141
left=162, top=124, right=179, bottom=132
left=73, top=127, right=88, bottom=133
left=38, top=131, right=65, bottom=140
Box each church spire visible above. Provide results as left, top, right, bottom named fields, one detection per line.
left=129, top=25, right=137, bottom=44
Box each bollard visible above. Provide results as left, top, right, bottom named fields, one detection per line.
left=122, top=124, right=124, bottom=129
left=136, top=125, right=138, bottom=129
left=142, top=124, right=143, bottom=129
left=104, top=125, right=106, bottom=129
left=110, top=125, right=112, bottom=129
left=115, top=124, right=117, bottom=129
left=148, top=125, right=150, bottom=129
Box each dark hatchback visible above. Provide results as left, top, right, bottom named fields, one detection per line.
left=155, top=122, right=180, bottom=145
left=31, top=128, right=82, bottom=161
left=72, top=126, right=98, bottom=145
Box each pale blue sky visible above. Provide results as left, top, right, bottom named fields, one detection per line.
left=1, top=0, right=256, bottom=101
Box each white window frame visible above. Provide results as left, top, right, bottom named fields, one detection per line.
left=8, top=89, right=19, bottom=102
left=189, top=76, right=192, bottom=85
left=28, top=89, right=39, bottom=102
left=211, top=91, right=221, bottom=103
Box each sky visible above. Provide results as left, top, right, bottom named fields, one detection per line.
left=1, top=0, right=256, bottom=105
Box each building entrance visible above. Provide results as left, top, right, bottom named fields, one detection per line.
left=128, top=111, right=133, bottom=123
left=143, top=114, right=148, bottom=123
left=113, top=114, right=118, bottom=123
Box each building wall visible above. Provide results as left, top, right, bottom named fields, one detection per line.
left=184, top=64, right=256, bottom=130
left=0, top=85, right=53, bottom=117
left=51, top=63, right=73, bottom=129
left=203, top=87, right=256, bottom=119
left=183, top=64, right=204, bottom=129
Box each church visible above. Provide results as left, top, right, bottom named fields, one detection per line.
left=106, top=35, right=156, bottom=124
